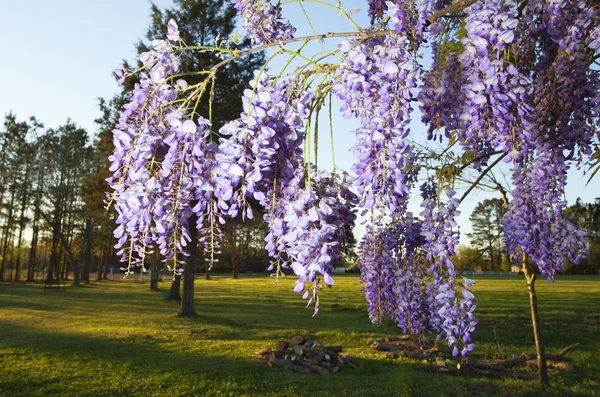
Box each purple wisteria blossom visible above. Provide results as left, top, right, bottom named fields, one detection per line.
left=504, top=154, right=588, bottom=281
left=108, top=20, right=222, bottom=277
left=214, top=72, right=357, bottom=313
left=232, top=0, right=295, bottom=44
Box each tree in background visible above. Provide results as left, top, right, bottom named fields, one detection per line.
left=0, top=114, right=41, bottom=281
left=467, top=198, right=506, bottom=271
left=41, top=121, right=94, bottom=282
left=566, top=198, right=600, bottom=275
left=0, top=114, right=94, bottom=283
left=452, top=245, right=485, bottom=272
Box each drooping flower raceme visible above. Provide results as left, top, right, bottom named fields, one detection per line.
left=108, top=20, right=223, bottom=277
left=232, top=0, right=295, bottom=44
left=214, top=72, right=357, bottom=313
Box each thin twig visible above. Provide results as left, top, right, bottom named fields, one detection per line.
left=459, top=153, right=508, bottom=203
left=460, top=151, right=502, bottom=170
left=427, top=0, right=480, bottom=25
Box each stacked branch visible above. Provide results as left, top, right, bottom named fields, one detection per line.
left=371, top=336, right=579, bottom=380
left=254, top=335, right=355, bottom=375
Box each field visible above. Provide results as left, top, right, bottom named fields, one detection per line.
left=0, top=274, right=599, bottom=397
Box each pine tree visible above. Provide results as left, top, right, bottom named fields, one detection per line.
left=467, top=198, right=506, bottom=271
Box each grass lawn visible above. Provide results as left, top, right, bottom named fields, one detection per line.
left=0, top=274, right=599, bottom=397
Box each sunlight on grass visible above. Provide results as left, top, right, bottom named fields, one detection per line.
left=0, top=274, right=599, bottom=396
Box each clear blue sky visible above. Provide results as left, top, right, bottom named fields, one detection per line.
left=1, top=0, right=597, bottom=240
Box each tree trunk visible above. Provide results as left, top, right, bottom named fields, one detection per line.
left=102, top=241, right=111, bottom=280
left=46, top=207, right=61, bottom=281
left=150, top=249, right=161, bottom=291
left=27, top=222, right=39, bottom=281
left=489, top=239, right=495, bottom=271
left=0, top=178, right=18, bottom=281
left=165, top=274, right=181, bottom=300
left=27, top=159, right=44, bottom=282
left=205, top=262, right=211, bottom=280
left=179, top=213, right=198, bottom=317
left=74, top=222, right=87, bottom=286
left=83, top=226, right=92, bottom=284
left=232, top=260, right=239, bottom=279
left=522, top=255, right=549, bottom=387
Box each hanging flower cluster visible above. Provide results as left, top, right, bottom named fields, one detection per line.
left=231, top=0, right=295, bottom=45
left=108, top=20, right=222, bottom=277
left=214, top=72, right=358, bottom=314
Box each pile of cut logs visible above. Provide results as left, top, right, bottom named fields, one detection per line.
left=371, top=336, right=579, bottom=380
left=254, top=335, right=355, bottom=375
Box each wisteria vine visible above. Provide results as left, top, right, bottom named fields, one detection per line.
left=108, top=0, right=599, bottom=357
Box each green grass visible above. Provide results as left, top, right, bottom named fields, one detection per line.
left=0, top=274, right=599, bottom=397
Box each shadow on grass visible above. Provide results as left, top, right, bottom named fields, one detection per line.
left=0, top=319, right=431, bottom=397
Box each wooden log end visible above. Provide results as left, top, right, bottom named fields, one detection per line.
left=275, top=341, right=289, bottom=351
left=291, top=335, right=306, bottom=345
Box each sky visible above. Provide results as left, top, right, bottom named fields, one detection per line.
left=1, top=0, right=598, bottom=242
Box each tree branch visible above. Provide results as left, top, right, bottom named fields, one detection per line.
left=38, top=209, right=78, bottom=266
left=427, top=0, right=479, bottom=25
left=459, top=152, right=508, bottom=203
left=460, top=150, right=503, bottom=171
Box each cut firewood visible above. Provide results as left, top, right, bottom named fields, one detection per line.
left=415, top=364, right=537, bottom=381
left=370, top=342, right=399, bottom=352
left=384, top=335, right=410, bottom=343
left=310, top=365, right=329, bottom=375
left=291, top=335, right=306, bottom=345
left=257, top=338, right=354, bottom=375
left=313, top=340, right=324, bottom=350
left=255, top=347, right=272, bottom=356
left=325, top=345, right=343, bottom=353
left=384, top=350, right=436, bottom=361
left=312, top=351, right=326, bottom=364
left=275, top=341, right=289, bottom=351
left=456, top=359, right=509, bottom=373
left=495, top=353, right=572, bottom=368
left=550, top=362, right=573, bottom=372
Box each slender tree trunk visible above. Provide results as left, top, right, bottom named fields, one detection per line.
left=74, top=220, right=91, bottom=286
left=150, top=248, right=161, bottom=291
left=489, top=242, right=495, bottom=271
left=102, top=240, right=111, bottom=280
left=102, top=247, right=109, bottom=280
left=27, top=222, right=39, bottom=281
left=27, top=159, right=44, bottom=282
left=14, top=159, right=32, bottom=282
left=165, top=274, right=181, bottom=300
left=205, top=262, right=211, bottom=280
left=0, top=179, right=17, bottom=281
left=232, top=258, right=239, bottom=279
left=84, top=228, right=92, bottom=284
left=47, top=206, right=61, bottom=281
left=522, top=254, right=549, bottom=387
left=179, top=213, right=198, bottom=317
